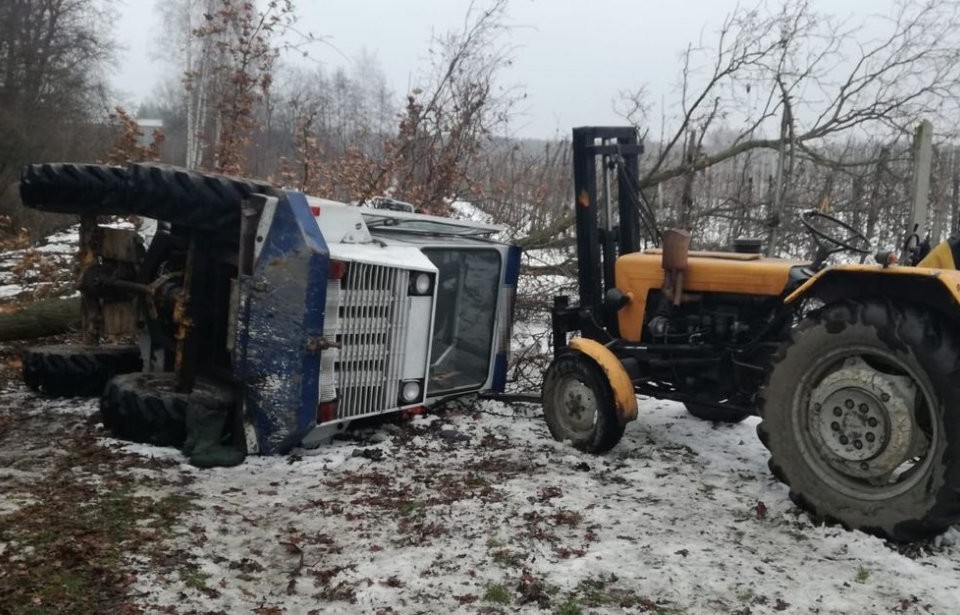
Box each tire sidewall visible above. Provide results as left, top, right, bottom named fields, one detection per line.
left=761, top=301, right=960, bottom=537
left=102, top=372, right=234, bottom=448
left=543, top=352, right=624, bottom=454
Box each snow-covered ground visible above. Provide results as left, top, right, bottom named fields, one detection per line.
left=2, top=211, right=959, bottom=613
left=0, top=219, right=151, bottom=301
left=0, top=227, right=78, bottom=299
left=3, top=389, right=954, bottom=614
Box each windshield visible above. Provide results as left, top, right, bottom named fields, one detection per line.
left=423, top=248, right=501, bottom=394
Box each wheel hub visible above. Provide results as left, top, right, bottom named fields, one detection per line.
left=558, top=379, right=598, bottom=433
left=808, top=358, right=916, bottom=479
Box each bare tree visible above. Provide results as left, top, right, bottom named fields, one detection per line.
left=0, top=0, right=118, bottom=239
left=271, top=0, right=518, bottom=212
left=161, top=0, right=295, bottom=174
left=379, top=0, right=518, bottom=213
left=621, top=0, right=960, bottom=251
left=101, top=107, right=165, bottom=165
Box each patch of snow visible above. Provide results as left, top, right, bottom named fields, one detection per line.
left=0, top=285, right=22, bottom=299
left=523, top=247, right=573, bottom=268
left=450, top=200, right=494, bottom=225
left=116, top=398, right=960, bottom=614
left=39, top=227, right=81, bottom=247
left=33, top=242, right=75, bottom=254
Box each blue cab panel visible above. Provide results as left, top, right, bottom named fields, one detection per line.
left=233, top=191, right=328, bottom=453
left=491, top=244, right=522, bottom=392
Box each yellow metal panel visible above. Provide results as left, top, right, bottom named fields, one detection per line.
left=644, top=248, right=762, bottom=261
left=568, top=337, right=638, bottom=423
left=615, top=252, right=801, bottom=341
left=918, top=242, right=956, bottom=269
left=784, top=263, right=960, bottom=306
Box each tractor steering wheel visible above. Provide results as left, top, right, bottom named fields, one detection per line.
left=801, top=210, right=871, bottom=268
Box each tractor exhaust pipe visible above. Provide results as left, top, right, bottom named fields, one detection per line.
left=661, top=229, right=691, bottom=306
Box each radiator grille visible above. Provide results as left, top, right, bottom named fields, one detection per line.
left=319, top=279, right=340, bottom=403
left=335, top=263, right=409, bottom=418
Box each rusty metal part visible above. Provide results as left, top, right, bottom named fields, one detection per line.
left=661, top=228, right=691, bottom=306
left=78, top=215, right=104, bottom=345
left=306, top=336, right=342, bottom=353
left=174, top=233, right=207, bottom=393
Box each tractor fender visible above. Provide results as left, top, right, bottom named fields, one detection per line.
left=568, top=337, right=638, bottom=423
left=784, top=265, right=960, bottom=317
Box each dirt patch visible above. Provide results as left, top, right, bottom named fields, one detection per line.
left=0, top=391, right=959, bottom=614
left=0, top=391, right=195, bottom=613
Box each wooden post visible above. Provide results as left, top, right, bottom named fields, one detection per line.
left=930, top=147, right=949, bottom=245
left=767, top=104, right=791, bottom=256
left=904, top=120, right=934, bottom=260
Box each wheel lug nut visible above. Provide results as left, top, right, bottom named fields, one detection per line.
left=859, top=403, right=869, bottom=413
left=866, top=433, right=875, bottom=442
left=845, top=399, right=854, bottom=409
left=868, top=417, right=878, bottom=428
left=833, top=407, right=843, bottom=417
left=881, top=393, right=890, bottom=402
left=854, top=440, right=863, bottom=450
left=831, top=422, right=841, bottom=431
left=839, top=435, right=849, bottom=445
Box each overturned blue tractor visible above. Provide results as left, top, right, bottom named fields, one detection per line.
left=18, top=164, right=519, bottom=464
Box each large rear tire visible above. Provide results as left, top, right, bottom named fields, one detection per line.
left=124, top=164, right=277, bottom=230
left=19, top=162, right=277, bottom=231
left=22, top=344, right=142, bottom=397
left=758, top=300, right=960, bottom=541
left=101, top=372, right=234, bottom=448
left=542, top=352, right=625, bottom=454
left=19, top=163, right=128, bottom=214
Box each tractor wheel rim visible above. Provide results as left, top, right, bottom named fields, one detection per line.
left=556, top=378, right=598, bottom=436
left=794, top=348, right=938, bottom=500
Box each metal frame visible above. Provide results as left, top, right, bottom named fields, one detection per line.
left=554, top=127, right=645, bottom=353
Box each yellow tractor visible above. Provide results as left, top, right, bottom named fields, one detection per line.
left=543, top=126, right=960, bottom=541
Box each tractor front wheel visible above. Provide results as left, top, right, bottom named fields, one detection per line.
left=759, top=300, right=960, bottom=541
left=542, top=352, right=625, bottom=454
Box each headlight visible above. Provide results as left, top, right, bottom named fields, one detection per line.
left=400, top=380, right=422, bottom=403
left=410, top=272, right=432, bottom=295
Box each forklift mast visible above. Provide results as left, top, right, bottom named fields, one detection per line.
left=553, top=127, right=646, bottom=351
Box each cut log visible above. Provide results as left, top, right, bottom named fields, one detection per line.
left=0, top=297, right=81, bottom=342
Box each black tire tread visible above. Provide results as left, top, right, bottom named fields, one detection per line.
left=124, top=164, right=278, bottom=230
left=758, top=299, right=960, bottom=541
left=19, top=163, right=128, bottom=214
left=100, top=372, right=234, bottom=448
left=22, top=344, right=142, bottom=397
left=19, top=162, right=278, bottom=231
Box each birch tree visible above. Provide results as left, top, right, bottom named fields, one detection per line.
left=160, top=0, right=294, bottom=173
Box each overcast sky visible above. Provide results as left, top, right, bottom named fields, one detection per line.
left=112, top=0, right=895, bottom=139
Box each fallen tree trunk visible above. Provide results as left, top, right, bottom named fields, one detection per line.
left=0, top=297, right=81, bottom=342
